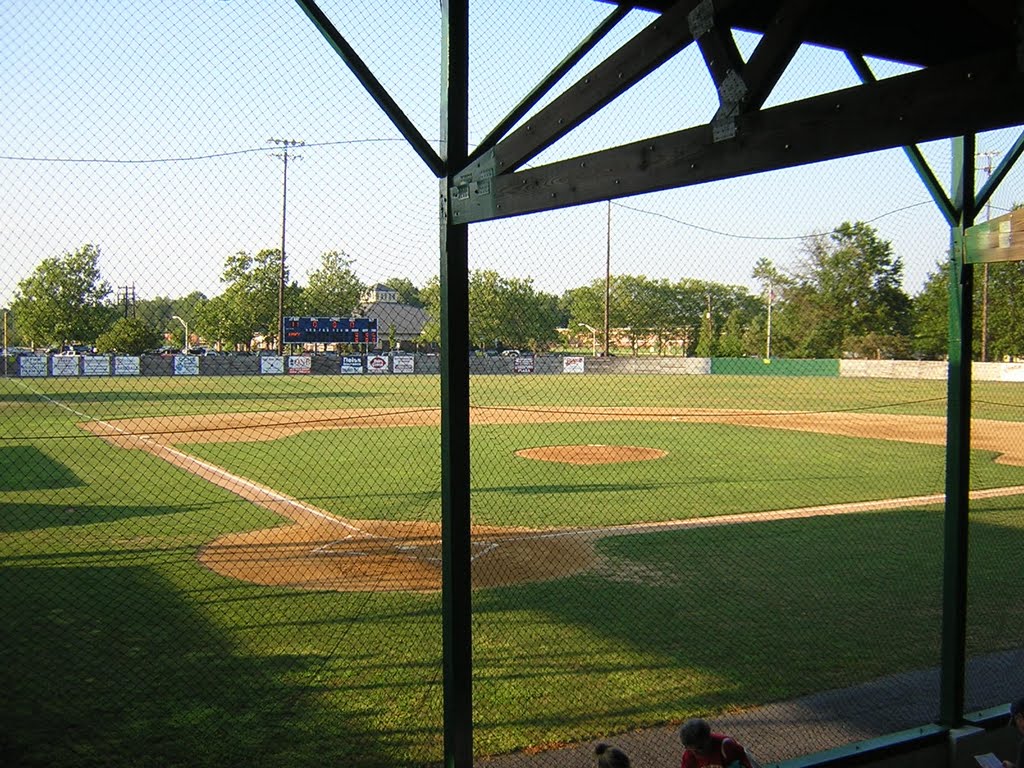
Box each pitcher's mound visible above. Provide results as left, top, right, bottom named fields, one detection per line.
left=515, top=444, right=667, bottom=465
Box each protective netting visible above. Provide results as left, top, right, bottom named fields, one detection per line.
left=2, top=3, right=1023, bottom=767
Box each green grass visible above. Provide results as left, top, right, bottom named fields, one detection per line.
left=2, top=372, right=1023, bottom=765
left=183, top=419, right=1024, bottom=527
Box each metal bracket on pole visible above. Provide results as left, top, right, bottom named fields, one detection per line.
left=687, top=0, right=714, bottom=39
left=711, top=69, right=747, bottom=142
left=450, top=151, right=497, bottom=223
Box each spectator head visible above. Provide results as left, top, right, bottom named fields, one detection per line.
left=1011, top=697, right=1024, bottom=731
left=595, top=742, right=631, bottom=768
left=680, top=718, right=713, bottom=754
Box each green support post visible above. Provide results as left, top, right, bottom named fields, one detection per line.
left=440, top=1, right=472, bottom=766
left=940, top=135, right=975, bottom=727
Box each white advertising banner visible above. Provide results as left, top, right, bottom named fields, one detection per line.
left=287, top=355, right=312, bottom=374
left=20, top=356, right=48, bottom=377
left=562, top=356, right=585, bottom=374
left=173, top=355, right=199, bottom=376
left=259, top=355, right=285, bottom=375
left=366, top=355, right=389, bottom=374
left=82, top=356, right=111, bottom=376
left=113, top=356, right=141, bottom=376
left=340, top=355, right=364, bottom=374
left=512, top=354, right=536, bottom=373
left=392, top=355, right=415, bottom=374
left=52, top=355, right=81, bottom=377
left=1001, top=363, right=1024, bottom=382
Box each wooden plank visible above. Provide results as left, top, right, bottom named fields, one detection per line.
left=491, top=0, right=731, bottom=174
left=452, top=50, right=1024, bottom=222
left=740, top=0, right=817, bottom=111
left=697, top=24, right=745, bottom=89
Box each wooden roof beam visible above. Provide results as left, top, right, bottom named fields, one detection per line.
left=450, top=50, right=1024, bottom=223
left=486, top=0, right=738, bottom=175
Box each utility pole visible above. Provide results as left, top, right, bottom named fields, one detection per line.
left=765, top=275, right=773, bottom=360
left=603, top=200, right=611, bottom=357
left=977, top=150, right=1000, bottom=362
left=269, top=138, right=303, bottom=356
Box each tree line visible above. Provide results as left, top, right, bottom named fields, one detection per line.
left=7, top=219, right=1024, bottom=360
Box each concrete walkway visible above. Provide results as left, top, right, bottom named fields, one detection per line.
left=476, top=648, right=1024, bottom=768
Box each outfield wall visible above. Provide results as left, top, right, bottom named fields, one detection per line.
left=8, top=353, right=1024, bottom=381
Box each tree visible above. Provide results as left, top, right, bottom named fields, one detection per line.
left=303, top=251, right=363, bottom=316
left=419, top=271, right=562, bottom=351
left=194, top=249, right=299, bottom=349
left=383, top=277, right=424, bottom=308
left=95, top=317, right=162, bottom=354
left=468, top=270, right=560, bottom=351
left=910, top=262, right=949, bottom=360
left=751, top=258, right=789, bottom=358
left=717, top=310, right=747, bottom=357
left=11, top=244, right=116, bottom=348
left=785, top=222, right=912, bottom=358
left=417, top=276, right=441, bottom=347
left=694, top=309, right=717, bottom=357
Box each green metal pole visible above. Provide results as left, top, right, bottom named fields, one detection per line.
left=440, top=1, right=472, bottom=766
left=940, top=134, right=975, bottom=727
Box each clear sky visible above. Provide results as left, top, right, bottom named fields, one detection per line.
left=2, top=0, right=1022, bottom=311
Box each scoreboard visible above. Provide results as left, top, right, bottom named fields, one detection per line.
left=284, top=317, right=378, bottom=344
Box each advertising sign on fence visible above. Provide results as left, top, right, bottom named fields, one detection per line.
left=366, top=355, right=389, bottom=374
left=113, top=356, right=141, bottom=376
left=82, top=356, right=111, bottom=376
left=259, top=355, right=285, bottom=375
left=392, top=355, right=415, bottom=374
left=562, top=355, right=585, bottom=374
left=341, top=356, right=364, bottom=374
left=1002, top=363, right=1024, bottom=382
left=512, top=354, right=536, bottom=374
left=20, top=356, right=48, bottom=377
left=173, top=355, right=199, bottom=376
left=52, top=355, right=80, bottom=377
left=287, top=355, right=312, bottom=375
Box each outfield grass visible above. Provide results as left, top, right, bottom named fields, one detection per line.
left=2, top=372, right=1023, bottom=766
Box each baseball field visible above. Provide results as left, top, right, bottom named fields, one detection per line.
left=2, top=371, right=1023, bottom=766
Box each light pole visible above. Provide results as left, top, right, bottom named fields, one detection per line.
left=765, top=276, right=773, bottom=360
left=269, top=138, right=303, bottom=356
left=578, top=323, right=598, bottom=356
left=603, top=200, right=611, bottom=357
left=976, top=150, right=1001, bottom=362
left=171, top=315, right=188, bottom=353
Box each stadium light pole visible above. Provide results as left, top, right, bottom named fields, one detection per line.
left=603, top=199, right=611, bottom=357
left=171, top=315, right=188, bottom=352
left=269, top=138, right=303, bottom=356
left=578, top=322, right=598, bottom=356
left=976, top=150, right=1000, bottom=362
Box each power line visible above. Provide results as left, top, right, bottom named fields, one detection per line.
left=611, top=199, right=938, bottom=242
left=0, top=137, right=410, bottom=165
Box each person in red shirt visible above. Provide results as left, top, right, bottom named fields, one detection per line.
left=679, top=718, right=754, bottom=768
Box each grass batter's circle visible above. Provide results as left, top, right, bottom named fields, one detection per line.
left=515, top=444, right=668, bottom=464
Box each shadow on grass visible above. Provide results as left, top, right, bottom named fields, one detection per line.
left=0, top=446, right=83, bottom=492
left=471, top=505, right=1024, bottom=745
left=0, top=502, right=187, bottom=533
left=0, top=566, right=417, bottom=768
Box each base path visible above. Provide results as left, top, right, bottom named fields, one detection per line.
left=81, top=407, right=1024, bottom=593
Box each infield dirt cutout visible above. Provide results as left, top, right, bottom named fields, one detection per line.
left=82, top=407, right=1024, bottom=593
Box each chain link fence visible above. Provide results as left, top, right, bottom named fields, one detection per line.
left=2, top=2, right=1023, bottom=766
